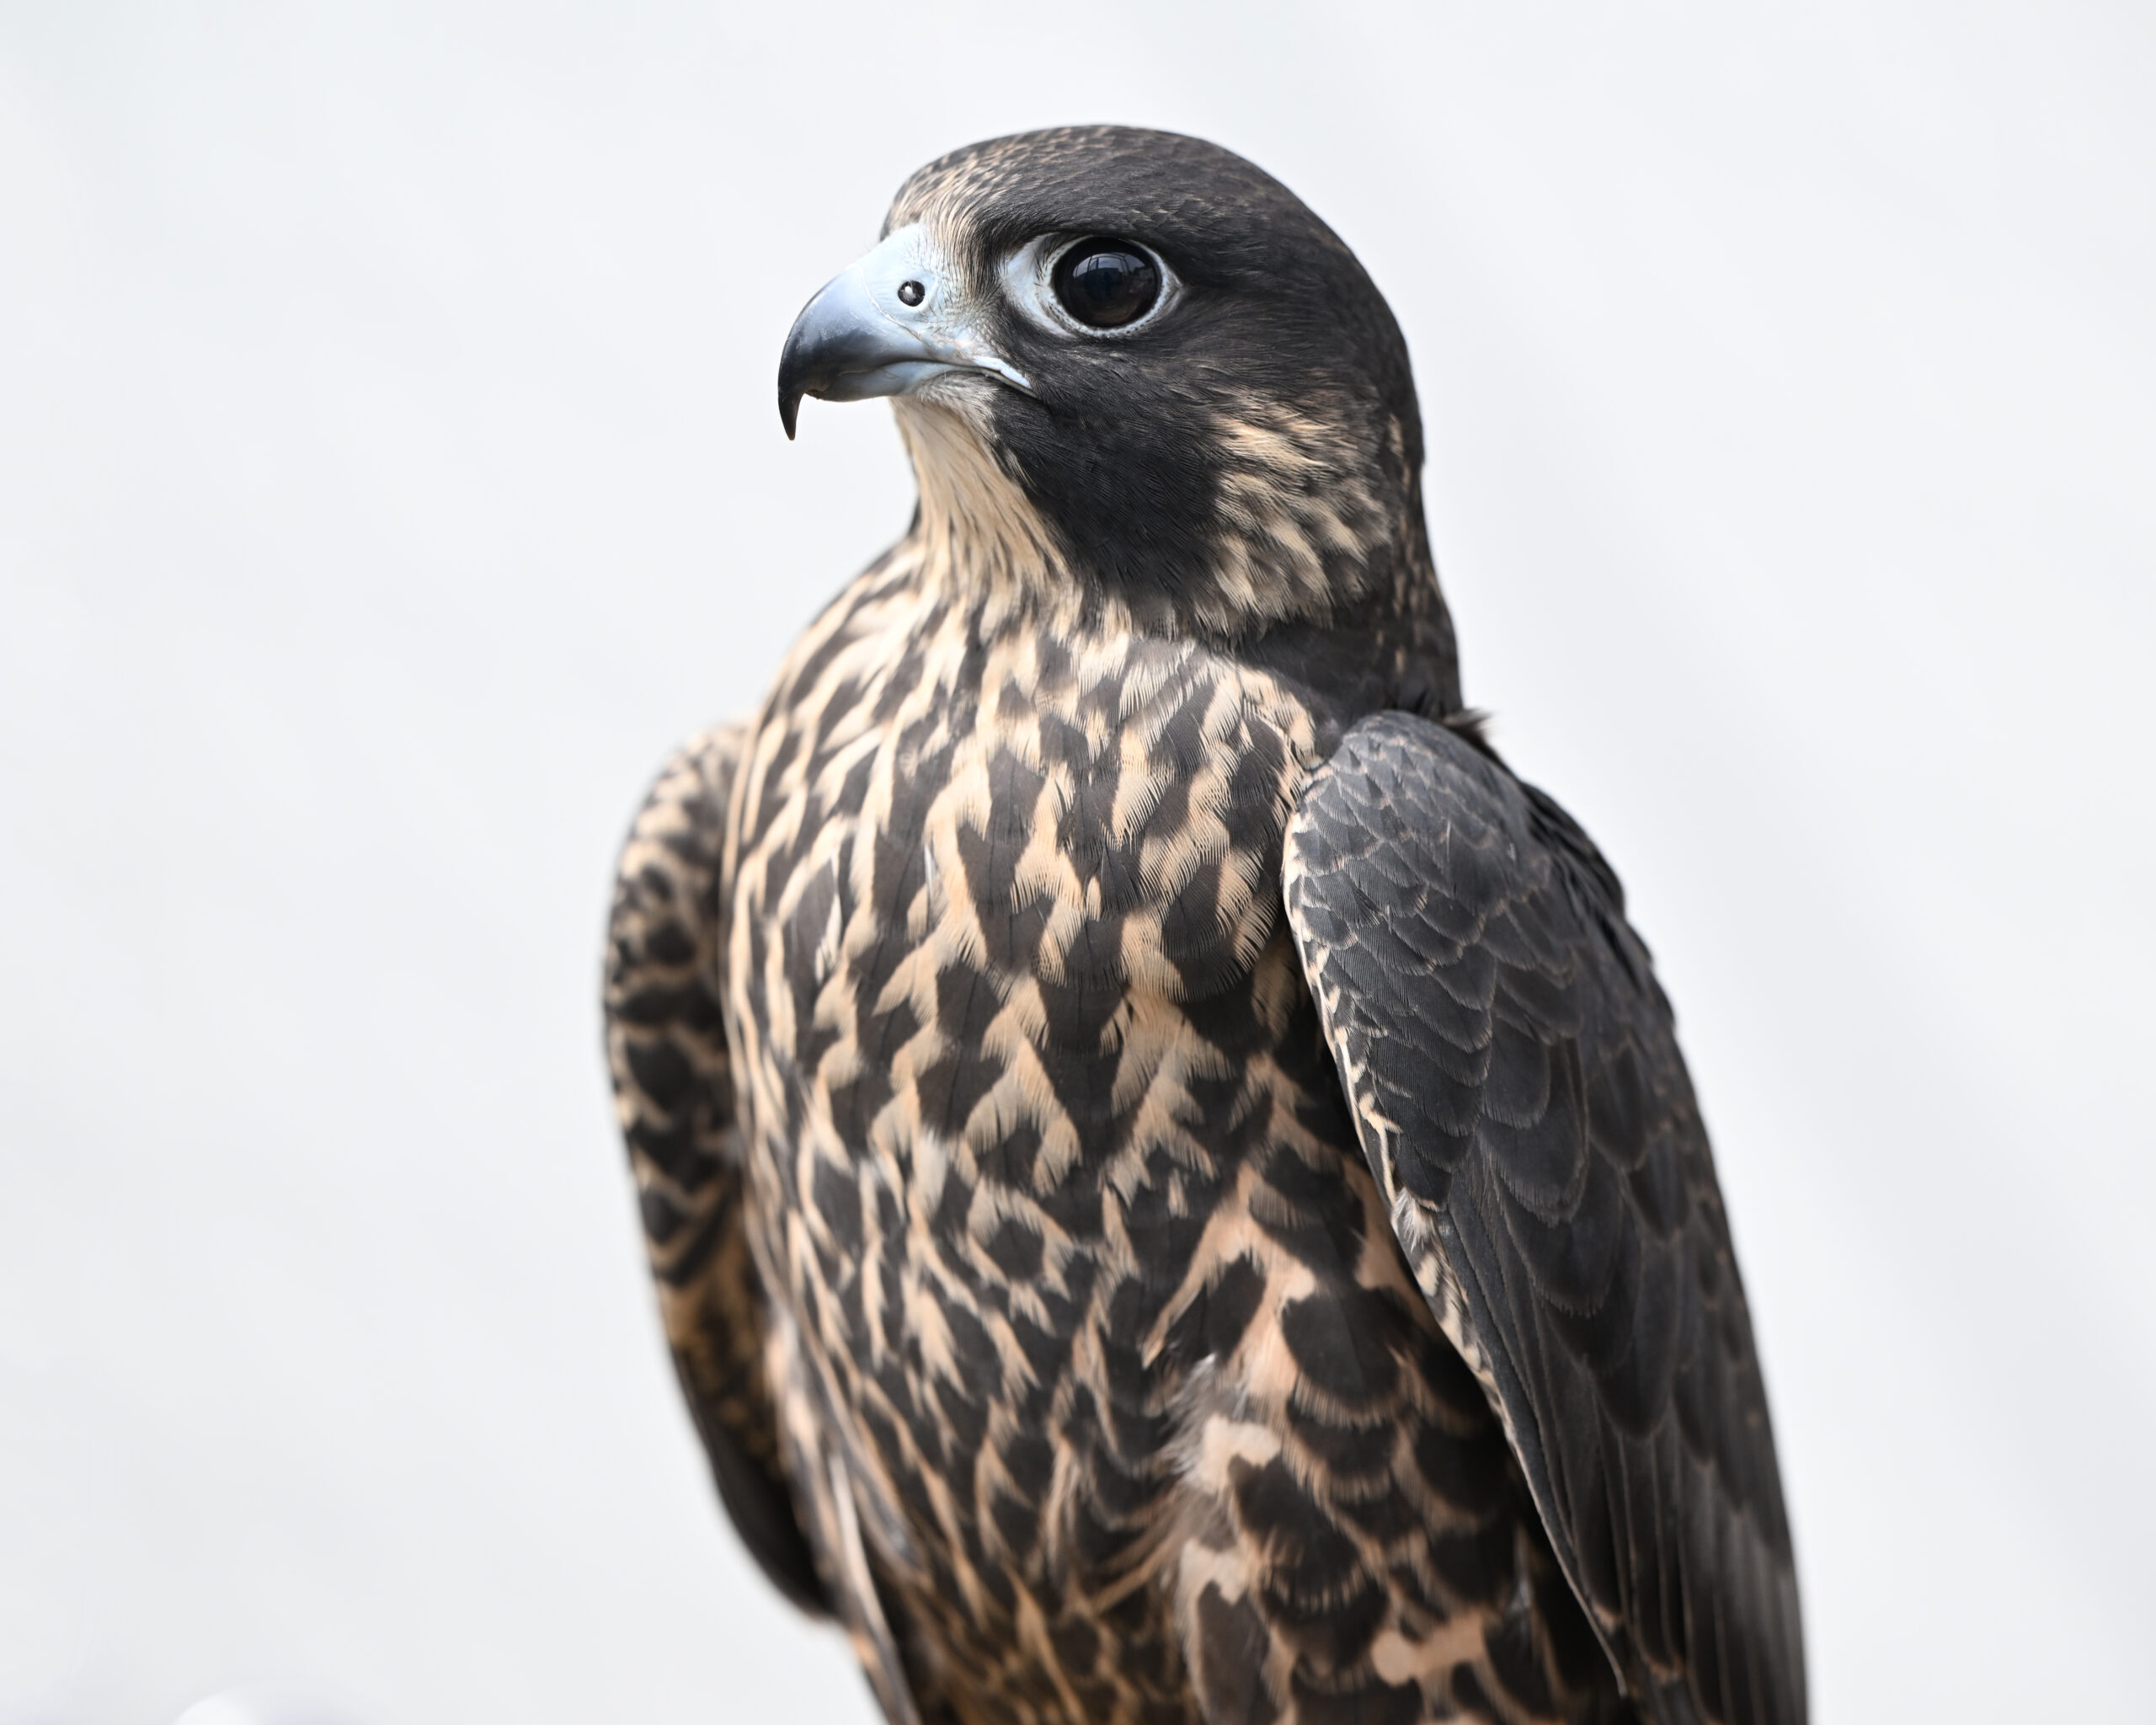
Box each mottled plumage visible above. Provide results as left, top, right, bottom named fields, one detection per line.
left=605, top=127, right=1802, bottom=1725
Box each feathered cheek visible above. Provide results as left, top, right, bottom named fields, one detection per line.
left=1196, top=405, right=1393, bottom=623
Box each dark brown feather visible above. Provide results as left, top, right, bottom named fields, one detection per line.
left=1283, top=713, right=1805, bottom=1725
left=604, top=723, right=830, bottom=1614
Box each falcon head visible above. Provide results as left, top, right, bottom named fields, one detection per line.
left=778, top=127, right=1433, bottom=636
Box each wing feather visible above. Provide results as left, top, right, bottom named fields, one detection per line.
left=1283, top=712, right=1803, bottom=1725
left=604, top=722, right=830, bottom=1615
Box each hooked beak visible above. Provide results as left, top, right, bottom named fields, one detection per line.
left=776, top=225, right=1031, bottom=439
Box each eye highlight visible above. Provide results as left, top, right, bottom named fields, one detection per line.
left=1051, top=238, right=1161, bottom=330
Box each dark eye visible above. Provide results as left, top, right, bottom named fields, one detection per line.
left=1052, top=238, right=1162, bottom=330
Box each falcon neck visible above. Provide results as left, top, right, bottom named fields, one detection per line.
left=892, top=398, right=1449, bottom=661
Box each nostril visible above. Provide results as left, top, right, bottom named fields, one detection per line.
left=897, top=280, right=925, bottom=307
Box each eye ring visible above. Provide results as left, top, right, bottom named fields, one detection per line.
left=1050, top=237, right=1161, bottom=330
left=1004, top=235, right=1180, bottom=339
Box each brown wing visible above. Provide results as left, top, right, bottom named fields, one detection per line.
left=1283, top=712, right=1804, bottom=1725
left=604, top=722, right=829, bottom=1614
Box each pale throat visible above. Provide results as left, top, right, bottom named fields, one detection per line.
left=893, top=395, right=1092, bottom=633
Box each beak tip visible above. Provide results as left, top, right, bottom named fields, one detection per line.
left=779, top=389, right=801, bottom=441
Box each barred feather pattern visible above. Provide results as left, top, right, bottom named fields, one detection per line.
left=605, top=724, right=830, bottom=1613
left=702, top=537, right=1636, bottom=1725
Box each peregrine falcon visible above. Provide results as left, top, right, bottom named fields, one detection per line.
left=605, top=127, right=1803, bottom=1725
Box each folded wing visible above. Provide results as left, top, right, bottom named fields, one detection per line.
left=1283, top=712, right=1803, bottom=1725
left=605, top=723, right=830, bottom=1616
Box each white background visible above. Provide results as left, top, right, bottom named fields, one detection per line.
left=3, top=3, right=2150, bottom=1721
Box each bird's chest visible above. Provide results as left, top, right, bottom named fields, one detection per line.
left=728, top=601, right=1321, bottom=1215
left=723, top=595, right=1344, bottom=1536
